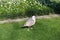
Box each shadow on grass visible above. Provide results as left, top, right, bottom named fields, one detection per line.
left=12, top=22, right=27, bottom=30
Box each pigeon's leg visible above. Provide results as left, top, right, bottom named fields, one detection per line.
left=27, top=26, right=31, bottom=31
left=31, top=27, right=33, bottom=29
left=27, top=28, right=30, bottom=31
left=27, top=26, right=33, bottom=31
left=29, top=26, right=33, bottom=30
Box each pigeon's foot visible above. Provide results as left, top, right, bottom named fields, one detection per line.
left=31, top=27, right=33, bottom=29
left=27, top=29, right=30, bottom=31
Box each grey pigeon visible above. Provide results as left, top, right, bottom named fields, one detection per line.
left=24, top=16, right=36, bottom=28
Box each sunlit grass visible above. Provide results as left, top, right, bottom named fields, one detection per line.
left=0, top=17, right=60, bottom=40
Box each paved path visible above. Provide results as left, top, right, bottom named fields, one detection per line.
left=0, top=14, right=60, bottom=24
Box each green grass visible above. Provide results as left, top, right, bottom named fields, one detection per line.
left=0, top=17, right=60, bottom=40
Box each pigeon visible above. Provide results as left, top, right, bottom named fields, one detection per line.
left=22, top=16, right=36, bottom=31
left=24, top=16, right=36, bottom=27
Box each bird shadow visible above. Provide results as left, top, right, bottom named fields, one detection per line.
left=21, top=26, right=29, bottom=28
left=12, top=22, right=30, bottom=30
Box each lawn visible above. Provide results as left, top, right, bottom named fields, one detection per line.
left=0, top=17, right=60, bottom=40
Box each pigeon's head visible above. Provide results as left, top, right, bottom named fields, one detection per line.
left=32, top=16, right=35, bottom=21
left=32, top=16, right=35, bottom=18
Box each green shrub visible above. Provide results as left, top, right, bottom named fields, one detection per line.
left=0, top=0, right=54, bottom=19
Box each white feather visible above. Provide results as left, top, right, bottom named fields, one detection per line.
left=24, top=16, right=36, bottom=27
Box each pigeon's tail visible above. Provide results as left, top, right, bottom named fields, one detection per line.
left=21, top=26, right=28, bottom=28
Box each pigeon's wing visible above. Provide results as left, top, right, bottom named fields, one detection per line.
left=24, top=18, right=35, bottom=27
